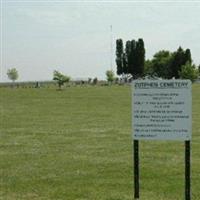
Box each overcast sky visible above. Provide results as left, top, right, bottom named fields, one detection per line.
left=1, top=0, right=200, bottom=82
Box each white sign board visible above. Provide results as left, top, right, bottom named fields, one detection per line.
left=132, top=80, right=192, bottom=140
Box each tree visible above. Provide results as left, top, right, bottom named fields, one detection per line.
left=7, top=68, right=19, bottom=82
left=106, top=70, right=115, bottom=84
left=116, top=39, right=124, bottom=76
left=144, top=59, right=154, bottom=76
left=93, top=77, right=98, bottom=85
left=128, top=40, right=137, bottom=76
left=145, top=47, right=193, bottom=79
left=149, top=50, right=173, bottom=78
left=184, top=49, right=192, bottom=64
left=134, top=38, right=145, bottom=77
left=125, top=40, right=132, bottom=75
left=126, top=38, right=145, bottom=78
left=53, top=70, right=70, bottom=89
left=198, top=65, right=200, bottom=74
left=170, top=47, right=188, bottom=78
left=179, top=62, right=199, bottom=82
left=115, top=38, right=146, bottom=79
left=122, top=53, right=128, bottom=74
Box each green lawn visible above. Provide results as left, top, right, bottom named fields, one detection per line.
left=0, top=85, right=199, bottom=200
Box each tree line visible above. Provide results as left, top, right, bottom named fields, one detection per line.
left=5, top=68, right=71, bottom=89
left=116, top=38, right=199, bottom=81
left=5, top=68, right=111, bottom=89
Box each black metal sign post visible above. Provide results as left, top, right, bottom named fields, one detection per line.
left=133, top=140, right=191, bottom=200
left=132, top=80, right=192, bottom=199
left=133, top=140, right=139, bottom=199
left=185, top=140, right=191, bottom=200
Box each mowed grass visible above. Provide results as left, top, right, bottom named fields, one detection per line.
left=0, top=84, right=199, bottom=200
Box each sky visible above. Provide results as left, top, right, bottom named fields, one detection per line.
left=1, top=0, right=200, bottom=82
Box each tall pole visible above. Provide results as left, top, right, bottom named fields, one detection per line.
left=134, top=140, right=139, bottom=199
left=110, top=25, right=113, bottom=71
left=0, top=0, right=3, bottom=81
left=185, top=140, right=191, bottom=200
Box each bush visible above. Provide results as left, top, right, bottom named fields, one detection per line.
left=179, top=62, right=199, bottom=82
left=93, top=77, right=98, bottom=85
left=106, top=70, right=115, bottom=83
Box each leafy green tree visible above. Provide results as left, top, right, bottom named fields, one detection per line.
left=127, top=39, right=144, bottom=78
left=7, top=68, right=19, bottom=82
left=170, top=47, right=189, bottom=78
left=122, top=53, right=128, bottom=74
left=150, top=50, right=173, bottom=78
left=144, top=59, right=154, bottom=76
left=116, top=38, right=146, bottom=79
left=93, top=77, right=98, bottom=85
left=106, top=70, right=115, bottom=83
left=127, top=40, right=134, bottom=75
left=53, top=70, right=70, bottom=89
left=116, top=39, right=124, bottom=76
left=146, top=47, right=193, bottom=79
left=179, top=62, right=199, bottom=82
left=184, top=49, right=192, bottom=64
left=125, top=40, right=132, bottom=74
left=134, top=38, right=145, bottom=77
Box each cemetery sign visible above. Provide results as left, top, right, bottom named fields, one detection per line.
left=132, top=80, right=192, bottom=141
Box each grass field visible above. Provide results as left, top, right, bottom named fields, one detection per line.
left=0, top=84, right=200, bottom=200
